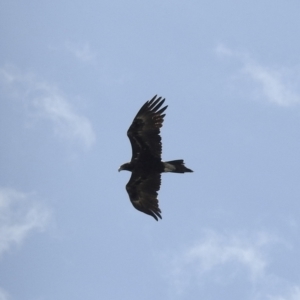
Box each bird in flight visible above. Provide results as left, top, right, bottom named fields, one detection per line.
left=119, top=95, right=193, bottom=221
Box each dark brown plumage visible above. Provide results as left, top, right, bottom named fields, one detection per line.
left=119, top=95, right=193, bottom=221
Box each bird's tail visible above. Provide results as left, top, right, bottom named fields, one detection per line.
left=163, top=160, right=193, bottom=173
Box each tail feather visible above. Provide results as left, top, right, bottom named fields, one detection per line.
left=163, top=160, right=193, bottom=173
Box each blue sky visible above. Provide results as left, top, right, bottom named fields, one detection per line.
left=1, top=1, right=300, bottom=299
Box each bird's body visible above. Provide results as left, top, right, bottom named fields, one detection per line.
left=119, top=95, right=193, bottom=221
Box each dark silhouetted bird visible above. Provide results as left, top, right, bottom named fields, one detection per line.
left=119, top=95, right=193, bottom=221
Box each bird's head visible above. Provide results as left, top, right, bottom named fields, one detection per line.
left=118, top=162, right=132, bottom=172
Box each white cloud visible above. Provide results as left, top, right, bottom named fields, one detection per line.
left=268, top=286, right=300, bottom=300
left=31, top=87, right=96, bottom=148
left=0, top=187, right=50, bottom=258
left=165, top=230, right=276, bottom=295
left=215, top=44, right=235, bottom=57
left=0, top=288, right=10, bottom=300
left=0, top=65, right=96, bottom=148
left=185, top=230, right=269, bottom=278
left=65, top=41, right=96, bottom=63
left=243, top=63, right=300, bottom=106
left=215, top=44, right=300, bottom=106
left=164, top=230, right=300, bottom=300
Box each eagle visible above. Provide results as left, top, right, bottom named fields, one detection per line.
left=118, top=95, right=193, bottom=221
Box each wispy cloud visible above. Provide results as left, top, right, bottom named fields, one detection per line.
left=0, top=287, right=10, bottom=300
left=215, top=44, right=300, bottom=106
left=268, top=286, right=300, bottom=300
left=0, top=187, right=51, bottom=258
left=243, top=63, right=300, bottom=106
left=0, top=65, right=96, bottom=148
left=65, top=41, right=96, bottom=63
left=165, top=230, right=276, bottom=295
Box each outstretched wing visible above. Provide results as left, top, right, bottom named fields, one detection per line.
left=127, top=95, right=167, bottom=161
left=126, top=171, right=162, bottom=221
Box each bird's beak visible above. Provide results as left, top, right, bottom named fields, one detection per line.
left=118, top=167, right=121, bottom=172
